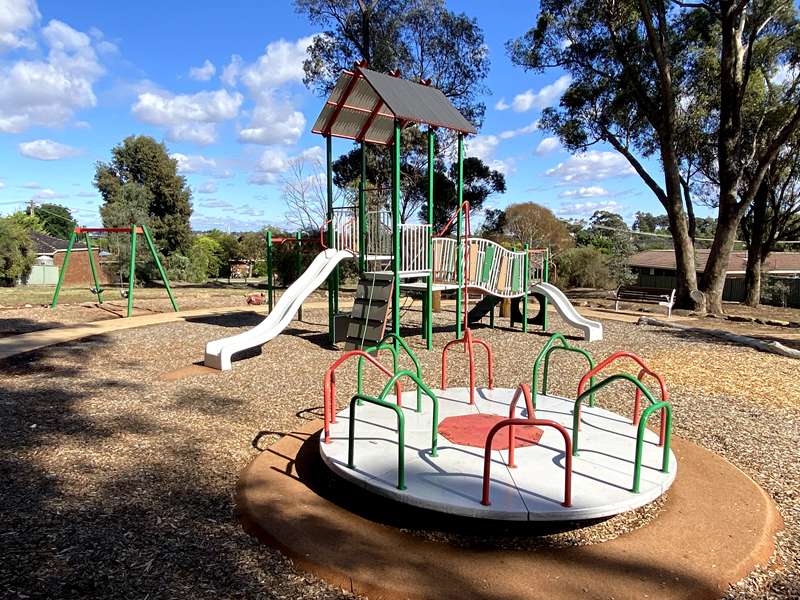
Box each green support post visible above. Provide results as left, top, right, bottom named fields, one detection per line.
left=50, top=229, right=77, bottom=309
left=523, top=244, right=529, bottom=333
left=84, top=232, right=104, bottom=304
left=296, top=231, right=303, bottom=321
left=141, top=224, right=178, bottom=313
left=455, top=132, right=464, bottom=339
left=391, top=120, right=401, bottom=350
left=326, top=134, right=336, bottom=344
left=359, top=140, right=367, bottom=275
left=266, top=230, right=274, bottom=312
left=425, top=128, right=435, bottom=349
left=127, top=225, right=137, bottom=317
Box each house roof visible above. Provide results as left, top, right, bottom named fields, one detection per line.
left=311, top=66, right=476, bottom=145
left=31, top=231, right=87, bottom=254
left=629, top=249, right=800, bottom=274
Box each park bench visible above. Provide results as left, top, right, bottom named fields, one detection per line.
left=614, top=286, right=676, bottom=317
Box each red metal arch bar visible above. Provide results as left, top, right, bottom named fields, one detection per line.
left=440, top=328, right=494, bottom=405
left=506, top=383, right=535, bottom=468
left=482, top=418, right=572, bottom=508
left=323, top=350, right=402, bottom=443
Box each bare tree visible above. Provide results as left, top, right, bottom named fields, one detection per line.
left=281, top=157, right=352, bottom=232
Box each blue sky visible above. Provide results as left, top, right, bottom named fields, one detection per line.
left=0, top=0, right=686, bottom=232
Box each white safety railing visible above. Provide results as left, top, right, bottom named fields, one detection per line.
left=328, top=206, right=359, bottom=253
left=400, top=224, right=432, bottom=274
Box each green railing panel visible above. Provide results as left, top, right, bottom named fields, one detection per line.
left=480, top=244, right=495, bottom=283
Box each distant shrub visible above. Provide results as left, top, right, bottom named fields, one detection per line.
left=762, top=278, right=790, bottom=308
left=0, top=217, right=36, bottom=286
left=554, top=247, right=613, bottom=289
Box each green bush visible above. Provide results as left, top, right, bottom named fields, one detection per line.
left=0, top=217, right=36, bottom=286
left=762, top=278, right=791, bottom=307
left=554, top=247, right=614, bottom=289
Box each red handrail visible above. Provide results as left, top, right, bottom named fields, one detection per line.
left=576, top=351, right=667, bottom=446
left=506, top=383, right=534, bottom=468
left=482, top=417, right=572, bottom=508
left=441, top=328, right=494, bottom=405
left=322, top=350, right=402, bottom=443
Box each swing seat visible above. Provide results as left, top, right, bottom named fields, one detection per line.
left=89, top=287, right=105, bottom=295
left=120, top=289, right=129, bottom=298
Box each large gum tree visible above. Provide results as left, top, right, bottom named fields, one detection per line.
left=509, top=0, right=800, bottom=313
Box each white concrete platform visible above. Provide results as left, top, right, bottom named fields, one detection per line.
left=319, top=387, right=677, bottom=521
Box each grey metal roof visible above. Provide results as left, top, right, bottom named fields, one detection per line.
left=311, top=67, right=476, bottom=145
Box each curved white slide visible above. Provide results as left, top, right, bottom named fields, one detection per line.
left=532, top=281, right=603, bottom=342
left=204, top=249, right=353, bottom=370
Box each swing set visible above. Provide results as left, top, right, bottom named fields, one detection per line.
left=50, top=224, right=178, bottom=318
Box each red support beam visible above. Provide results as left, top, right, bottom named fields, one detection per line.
left=75, top=226, right=144, bottom=234
left=356, top=98, right=384, bottom=143
left=322, top=71, right=362, bottom=136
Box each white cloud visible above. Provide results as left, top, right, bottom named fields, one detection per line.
left=556, top=199, right=625, bottom=217
left=511, top=75, right=571, bottom=112
left=559, top=186, right=610, bottom=198
left=21, top=181, right=40, bottom=189
left=189, top=59, right=215, bottom=81
left=18, top=138, right=81, bottom=160
left=534, top=136, right=561, bottom=155
left=494, top=98, right=510, bottom=111
left=0, top=0, right=39, bottom=50
left=465, top=134, right=500, bottom=162
left=220, top=54, right=242, bottom=87
left=498, top=120, right=539, bottom=140
left=248, top=146, right=322, bottom=185
left=238, top=95, right=305, bottom=145
left=545, top=151, right=635, bottom=183
left=75, top=190, right=96, bottom=197
left=171, top=153, right=217, bottom=174
left=0, top=181, right=5, bottom=190
left=234, top=36, right=314, bottom=146
left=240, top=36, right=314, bottom=89
left=200, top=198, right=232, bottom=209
left=0, top=19, right=104, bottom=132
left=197, top=180, right=218, bottom=194
left=31, top=187, right=64, bottom=201
left=132, top=88, right=242, bottom=145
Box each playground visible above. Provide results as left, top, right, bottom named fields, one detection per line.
left=1, top=65, right=797, bottom=600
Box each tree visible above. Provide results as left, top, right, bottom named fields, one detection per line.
left=0, top=217, right=35, bottom=286
left=8, top=210, right=44, bottom=233
left=297, top=0, right=490, bottom=126
left=508, top=0, right=800, bottom=313
left=36, top=203, right=76, bottom=239
left=497, top=202, right=573, bottom=252
left=741, top=146, right=800, bottom=306
left=95, top=135, right=193, bottom=255
left=418, top=157, right=505, bottom=232
left=283, top=156, right=350, bottom=231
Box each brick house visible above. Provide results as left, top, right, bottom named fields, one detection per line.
left=628, top=249, right=800, bottom=304
left=27, top=231, right=111, bottom=286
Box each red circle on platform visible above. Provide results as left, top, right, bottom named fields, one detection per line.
left=438, top=413, right=543, bottom=450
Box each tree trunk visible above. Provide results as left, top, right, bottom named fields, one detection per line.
left=700, top=200, right=742, bottom=313
left=743, top=180, right=768, bottom=307
left=743, top=248, right=763, bottom=307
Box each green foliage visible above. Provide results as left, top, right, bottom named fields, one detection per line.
left=95, top=135, right=193, bottom=255
left=762, top=278, right=791, bottom=308
left=0, top=217, right=36, bottom=286
left=192, top=236, right=225, bottom=278
left=297, top=0, right=490, bottom=126
left=8, top=211, right=44, bottom=233
left=204, top=230, right=242, bottom=278
left=36, top=203, right=76, bottom=239
left=554, top=247, right=612, bottom=290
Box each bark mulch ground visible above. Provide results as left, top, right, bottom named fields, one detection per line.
left=1, top=307, right=798, bottom=599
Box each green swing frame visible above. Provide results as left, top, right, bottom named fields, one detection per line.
left=50, top=224, right=178, bottom=318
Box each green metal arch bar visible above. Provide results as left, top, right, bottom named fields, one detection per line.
left=530, top=333, right=573, bottom=406
left=633, top=401, right=673, bottom=493
left=356, top=343, right=398, bottom=403
left=348, top=393, right=407, bottom=490
left=542, top=346, right=596, bottom=406
left=377, top=369, right=439, bottom=456
left=358, top=332, right=423, bottom=410
left=572, top=373, right=658, bottom=456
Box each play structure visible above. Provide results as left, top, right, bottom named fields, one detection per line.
left=319, top=331, right=675, bottom=520
left=50, top=224, right=178, bottom=318
left=204, top=64, right=601, bottom=370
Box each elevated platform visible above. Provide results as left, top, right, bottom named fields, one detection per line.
left=320, top=387, right=675, bottom=521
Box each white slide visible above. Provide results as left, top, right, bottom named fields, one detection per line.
left=204, top=249, right=353, bottom=370
left=532, top=281, right=603, bottom=342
